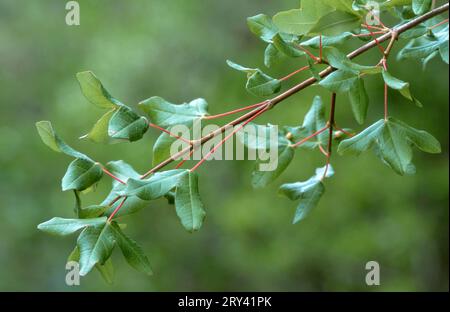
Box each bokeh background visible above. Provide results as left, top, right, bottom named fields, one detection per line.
left=0, top=0, right=448, bottom=291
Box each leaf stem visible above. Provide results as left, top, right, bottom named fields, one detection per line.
left=291, top=125, right=329, bottom=148
left=102, top=167, right=126, bottom=185
left=203, top=101, right=268, bottom=120
left=108, top=195, right=122, bottom=207
left=295, top=44, right=320, bottom=62
left=107, top=196, right=127, bottom=222
left=279, top=65, right=311, bottom=81
left=148, top=122, right=192, bottom=144
left=364, top=22, right=386, bottom=54
left=429, top=18, right=449, bottom=29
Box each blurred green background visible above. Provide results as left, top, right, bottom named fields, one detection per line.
left=0, top=0, right=448, bottom=291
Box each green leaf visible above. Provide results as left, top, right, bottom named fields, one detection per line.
left=264, top=44, right=284, bottom=67
left=62, top=158, right=103, bottom=191
left=348, top=77, right=369, bottom=124
left=77, top=222, right=116, bottom=276
left=337, top=119, right=384, bottom=155
left=108, top=105, right=149, bottom=142
left=300, top=32, right=353, bottom=49
left=247, top=70, right=282, bottom=96
left=76, top=71, right=122, bottom=109
left=380, top=0, right=413, bottom=9
left=102, top=185, right=150, bottom=218
left=105, top=160, right=141, bottom=184
left=273, top=0, right=334, bottom=35
left=299, top=95, right=329, bottom=148
left=412, top=0, right=432, bottom=15
left=36, top=121, right=92, bottom=161
left=152, top=132, right=189, bottom=166
left=247, top=14, right=279, bottom=42
left=96, top=258, right=115, bottom=284
left=398, top=26, right=449, bottom=64
left=67, top=246, right=114, bottom=284
left=272, top=34, right=305, bottom=57
left=37, top=217, right=107, bottom=236
left=382, top=70, right=422, bottom=107
left=338, top=118, right=441, bottom=175
left=174, top=171, right=206, bottom=232
left=324, top=47, right=382, bottom=74
left=121, top=169, right=188, bottom=200
left=109, top=222, right=152, bottom=275
left=226, top=60, right=282, bottom=96
left=139, top=96, right=208, bottom=128
left=279, top=165, right=334, bottom=223
left=310, top=10, right=361, bottom=36
left=319, top=69, right=359, bottom=93
left=307, top=58, right=322, bottom=81
left=327, top=0, right=359, bottom=13
left=252, top=144, right=295, bottom=188
left=79, top=205, right=109, bottom=219
left=80, top=109, right=118, bottom=144
left=237, top=123, right=296, bottom=187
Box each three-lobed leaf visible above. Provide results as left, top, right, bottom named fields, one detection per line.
left=338, top=118, right=441, bottom=175
left=279, top=165, right=334, bottom=223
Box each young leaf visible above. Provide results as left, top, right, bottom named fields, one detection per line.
left=348, top=77, right=369, bottom=124
left=76, top=71, right=122, bottom=109
left=62, top=158, right=103, bottom=191
left=108, top=105, right=149, bottom=142
left=382, top=70, right=422, bottom=107
left=36, top=121, right=92, bottom=161
left=174, top=171, right=206, bottom=232
left=110, top=222, right=152, bottom=275
left=77, top=222, right=116, bottom=276
left=121, top=169, right=188, bottom=200
left=338, top=118, right=441, bottom=175
left=139, top=96, right=208, bottom=128
left=279, top=165, right=334, bottom=223
left=226, top=60, right=282, bottom=96
left=247, top=14, right=279, bottom=42
left=273, top=0, right=334, bottom=35
left=37, top=217, right=107, bottom=236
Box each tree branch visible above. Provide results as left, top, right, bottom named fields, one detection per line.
left=141, top=3, right=449, bottom=178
